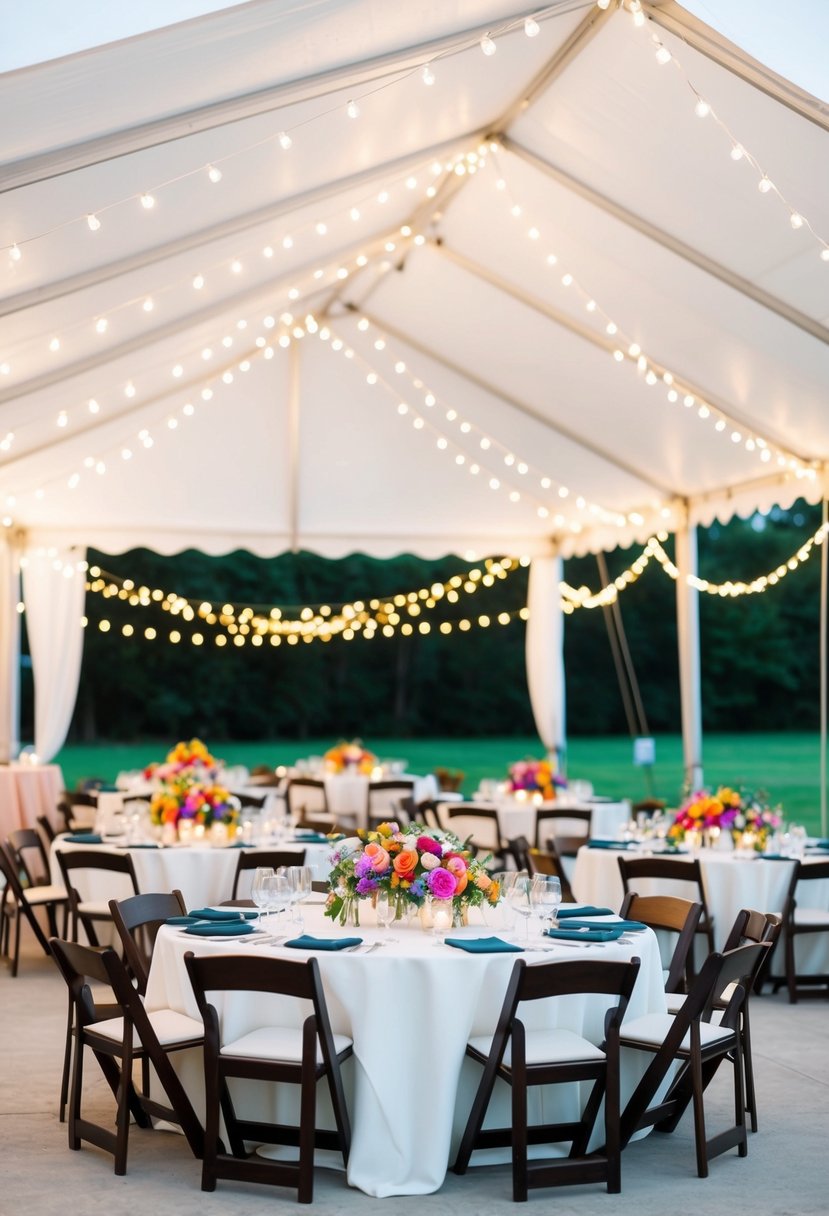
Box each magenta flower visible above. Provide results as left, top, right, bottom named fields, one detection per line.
left=427, top=867, right=457, bottom=900
left=417, top=835, right=443, bottom=856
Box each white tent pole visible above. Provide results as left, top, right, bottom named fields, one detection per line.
left=0, top=532, right=21, bottom=762
left=675, top=514, right=703, bottom=791
left=525, top=555, right=566, bottom=772
left=820, top=497, right=828, bottom=836
left=288, top=340, right=301, bottom=553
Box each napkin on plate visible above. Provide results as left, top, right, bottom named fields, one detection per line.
left=188, top=907, right=257, bottom=921
left=444, top=936, right=523, bottom=953
left=545, top=926, right=624, bottom=943
left=183, top=921, right=256, bottom=937
left=293, top=832, right=332, bottom=844
left=557, top=918, right=647, bottom=932
left=586, top=840, right=633, bottom=850
left=164, top=915, right=204, bottom=926
left=284, top=935, right=362, bottom=951
left=557, top=905, right=614, bottom=919
left=64, top=832, right=103, bottom=844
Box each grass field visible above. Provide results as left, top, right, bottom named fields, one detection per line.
left=55, top=733, right=828, bottom=834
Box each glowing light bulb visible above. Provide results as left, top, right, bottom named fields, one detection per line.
left=758, top=176, right=773, bottom=193
left=790, top=212, right=804, bottom=229
left=315, top=222, right=327, bottom=235
left=49, top=337, right=60, bottom=352
left=350, top=207, right=361, bottom=221
left=480, top=34, right=496, bottom=56
left=125, top=381, right=136, bottom=398
left=346, top=99, right=360, bottom=119
left=524, top=16, right=540, bottom=37
left=597, top=0, right=611, bottom=8
left=207, top=164, right=222, bottom=183
left=730, top=143, right=744, bottom=161
left=9, top=243, right=21, bottom=261
left=142, top=297, right=154, bottom=312
left=278, top=131, right=292, bottom=150
left=231, top=259, right=242, bottom=273
left=422, top=63, right=435, bottom=85
left=655, top=46, right=671, bottom=65
left=821, top=248, right=829, bottom=262
left=88, top=398, right=100, bottom=413
left=694, top=99, right=710, bottom=118
left=95, top=318, right=108, bottom=334
left=86, top=213, right=101, bottom=231
left=140, top=192, right=155, bottom=209
left=192, top=273, right=205, bottom=289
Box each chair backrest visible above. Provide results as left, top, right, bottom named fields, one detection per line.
left=442, top=804, right=502, bottom=854
left=109, top=890, right=187, bottom=993
left=534, top=807, right=592, bottom=852
left=49, top=935, right=115, bottom=1027
left=36, top=814, right=57, bottom=845
left=409, top=799, right=442, bottom=831
left=619, top=892, right=703, bottom=993
left=780, top=858, right=829, bottom=922
left=722, top=906, right=784, bottom=952
left=0, top=842, right=52, bottom=952
left=235, top=792, right=268, bottom=810
left=491, top=955, right=641, bottom=1060
left=617, top=856, right=711, bottom=919
left=56, top=790, right=98, bottom=832
left=56, top=847, right=140, bottom=911
left=507, top=835, right=532, bottom=872
left=286, top=778, right=329, bottom=819
left=7, top=827, right=50, bottom=886
left=231, top=848, right=308, bottom=898
left=366, top=780, right=415, bottom=827
left=525, top=844, right=575, bottom=901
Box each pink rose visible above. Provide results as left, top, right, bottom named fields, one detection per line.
left=363, top=841, right=391, bottom=874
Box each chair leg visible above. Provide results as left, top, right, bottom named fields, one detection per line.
left=68, top=1037, right=84, bottom=1151
left=511, top=1072, right=528, bottom=1202
left=742, top=1008, right=758, bottom=1133
left=732, top=1031, right=748, bottom=1159
left=114, top=1040, right=133, bottom=1175
left=12, top=906, right=21, bottom=977
left=59, top=998, right=74, bottom=1121
left=604, top=1051, right=621, bottom=1194
left=786, top=930, right=797, bottom=1004
left=298, top=1057, right=316, bottom=1204
left=690, top=1046, right=708, bottom=1179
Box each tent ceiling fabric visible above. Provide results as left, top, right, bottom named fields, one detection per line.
left=1, top=0, right=827, bottom=561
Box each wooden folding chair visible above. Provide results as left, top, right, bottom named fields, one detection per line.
left=56, top=848, right=139, bottom=945
left=0, top=841, right=68, bottom=976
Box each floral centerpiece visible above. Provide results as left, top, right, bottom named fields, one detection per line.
left=147, top=737, right=240, bottom=830
left=324, top=738, right=378, bottom=774
left=507, top=756, right=566, bottom=801
left=669, top=785, right=782, bottom=850
left=324, top=821, right=501, bottom=926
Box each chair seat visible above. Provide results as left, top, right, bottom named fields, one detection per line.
left=221, top=1026, right=353, bottom=1063
left=21, top=883, right=68, bottom=905
left=621, top=1012, right=733, bottom=1053
left=468, top=1027, right=605, bottom=1067
left=793, top=907, right=829, bottom=927
left=93, top=1007, right=204, bottom=1048
left=77, top=900, right=115, bottom=917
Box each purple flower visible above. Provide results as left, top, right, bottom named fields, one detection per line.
left=356, top=875, right=379, bottom=895
left=427, top=867, right=457, bottom=900
left=354, top=855, right=373, bottom=878
left=417, top=835, right=443, bottom=856
left=409, top=879, right=425, bottom=899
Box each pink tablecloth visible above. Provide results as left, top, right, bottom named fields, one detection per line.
left=0, top=763, right=64, bottom=836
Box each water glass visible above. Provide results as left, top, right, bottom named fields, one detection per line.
left=250, top=866, right=275, bottom=927
left=506, top=873, right=533, bottom=943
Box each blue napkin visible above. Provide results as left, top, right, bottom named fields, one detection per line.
left=558, top=918, right=647, bottom=932
left=64, top=832, right=103, bottom=844
left=165, top=915, right=204, bottom=926
left=557, top=905, right=614, bottom=919
left=545, top=926, right=624, bottom=943
left=184, top=921, right=256, bottom=937
left=188, top=907, right=257, bottom=921
left=807, top=840, right=829, bottom=850
left=586, top=840, right=633, bottom=850
left=285, top=935, right=362, bottom=951
left=294, top=832, right=334, bottom=844
left=756, top=854, right=795, bottom=861
left=445, top=936, right=523, bottom=953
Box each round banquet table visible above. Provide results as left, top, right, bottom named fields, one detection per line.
left=572, top=844, right=829, bottom=979
left=50, top=837, right=334, bottom=910
left=145, top=902, right=666, bottom=1197
left=0, top=762, right=63, bottom=836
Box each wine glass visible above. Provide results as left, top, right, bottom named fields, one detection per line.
left=531, top=874, right=562, bottom=934
left=250, top=866, right=275, bottom=928
left=286, top=865, right=312, bottom=930
left=375, top=890, right=398, bottom=942
left=506, top=873, right=533, bottom=943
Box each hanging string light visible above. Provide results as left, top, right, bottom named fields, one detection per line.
left=487, top=149, right=817, bottom=480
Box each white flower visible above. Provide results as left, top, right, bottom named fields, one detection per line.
left=339, top=836, right=362, bottom=853
left=420, top=853, right=440, bottom=870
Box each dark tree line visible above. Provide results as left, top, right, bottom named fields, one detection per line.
left=21, top=501, right=824, bottom=743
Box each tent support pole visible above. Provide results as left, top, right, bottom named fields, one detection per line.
left=816, top=498, right=821, bottom=831
left=288, top=341, right=301, bottom=553
left=675, top=514, right=703, bottom=790
left=0, top=533, right=22, bottom=763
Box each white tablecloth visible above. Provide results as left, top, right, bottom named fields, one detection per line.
left=320, top=772, right=439, bottom=828
left=50, top=838, right=334, bottom=909
left=145, top=903, right=666, bottom=1197
left=0, top=763, right=63, bottom=836
left=572, top=845, right=829, bottom=977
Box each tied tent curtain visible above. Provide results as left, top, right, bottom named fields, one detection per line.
left=21, top=546, right=87, bottom=763
left=525, top=555, right=566, bottom=767
left=0, top=537, right=21, bottom=762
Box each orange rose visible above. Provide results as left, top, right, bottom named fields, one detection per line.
left=393, top=850, right=418, bottom=878
left=364, top=842, right=391, bottom=873
left=446, top=856, right=468, bottom=894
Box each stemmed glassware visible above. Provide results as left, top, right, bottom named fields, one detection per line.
left=285, top=865, right=312, bottom=931
left=506, top=872, right=533, bottom=943
left=530, top=874, right=562, bottom=935
left=375, top=890, right=399, bottom=942
left=250, top=866, right=275, bottom=928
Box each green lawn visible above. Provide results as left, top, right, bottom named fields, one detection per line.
left=54, top=733, right=827, bottom=834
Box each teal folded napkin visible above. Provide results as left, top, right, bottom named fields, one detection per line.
left=557, top=905, right=614, bottom=919
left=807, top=840, right=829, bottom=850
left=188, top=907, right=257, bottom=921
left=757, top=854, right=795, bottom=861
left=165, top=915, right=203, bottom=926
left=545, top=926, right=624, bottom=943
left=587, top=840, right=632, bottom=850
left=294, top=832, right=333, bottom=844
left=445, top=936, right=523, bottom=953
left=128, top=842, right=161, bottom=849
left=184, top=921, right=256, bottom=937
left=64, top=832, right=103, bottom=844
left=285, top=935, right=362, bottom=951
left=559, top=918, right=647, bottom=932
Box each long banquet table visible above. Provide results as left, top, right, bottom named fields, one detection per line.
left=572, top=843, right=829, bottom=977
left=145, top=901, right=666, bottom=1197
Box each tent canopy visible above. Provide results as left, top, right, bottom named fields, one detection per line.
left=1, top=0, right=828, bottom=562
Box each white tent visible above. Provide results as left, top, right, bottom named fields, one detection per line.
left=1, top=1, right=828, bottom=774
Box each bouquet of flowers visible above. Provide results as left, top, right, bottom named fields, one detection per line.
left=146, top=738, right=240, bottom=828
left=324, top=738, right=378, bottom=774
left=507, top=756, right=566, bottom=800
left=324, top=822, right=502, bottom=926
left=669, top=785, right=781, bottom=849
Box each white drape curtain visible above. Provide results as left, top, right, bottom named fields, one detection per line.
left=21, top=546, right=87, bottom=763
left=525, top=555, right=566, bottom=765
left=0, top=536, right=21, bottom=762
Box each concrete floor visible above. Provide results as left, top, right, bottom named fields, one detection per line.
left=1, top=938, right=826, bottom=1216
